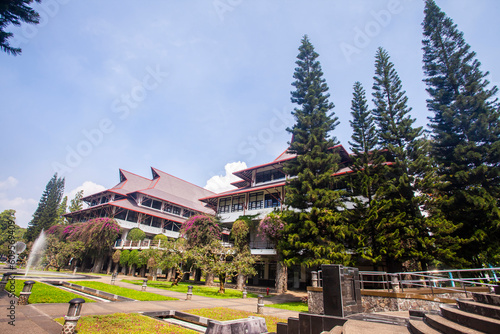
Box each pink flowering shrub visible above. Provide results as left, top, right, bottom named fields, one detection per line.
left=258, top=212, right=285, bottom=243
left=67, top=217, right=121, bottom=256
left=181, top=215, right=221, bottom=247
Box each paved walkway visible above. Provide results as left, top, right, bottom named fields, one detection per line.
left=0, top=274, right=301, bottom=333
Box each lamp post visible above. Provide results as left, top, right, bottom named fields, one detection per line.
left=186, top=285, right=193, bottom=300
left=18, top=280, right=35, bottom=305
left=61, top=298, right=85, bottom=334
left=0, top=272, right=16, bottom=291
left=242, top=286, right=247, bottom=299
left=141, top=279, right=148, bottom=291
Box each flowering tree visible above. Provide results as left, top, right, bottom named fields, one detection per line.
left=181, top=215, right=221, bottom=247
left=66, top=218, right=121, bottom=272
left=258, top=212, right=287, bottom=293
left=258, top=212, right=285, bottom=243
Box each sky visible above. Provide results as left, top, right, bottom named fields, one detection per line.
left=1, top=0, right=499, bottom=228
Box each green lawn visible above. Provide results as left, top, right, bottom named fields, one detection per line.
left=5, top=279, right=95, bottom=304
left=184, top=307, right=287, bottom=332
left=265, top=301, right=308, bottom=312
left=54, top=312, right=197, bottom=334
left=121, top=279, right=259, bottom=299
left=67, top=281, right=177, bottom=301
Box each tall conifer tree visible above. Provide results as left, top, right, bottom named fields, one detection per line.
left=347, top=81, right=387, bottom=268
left=25, top=174, right=65, bottom=242
left=422, top=0, right=500, bottom=266
left=373, top=47, right=456, bottom=271
left=281, top=35, right=351, bottom=267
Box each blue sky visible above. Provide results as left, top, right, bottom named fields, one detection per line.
left=1, top=0, right=499, bottom=228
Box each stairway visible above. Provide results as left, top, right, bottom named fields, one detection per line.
left=408, top=292, right=500, bottom=334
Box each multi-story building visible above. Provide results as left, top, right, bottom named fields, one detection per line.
left=199, top=145, right=353, bottom=289
left=65, top=145, right=356, bottom=288
left=65, top=167, right=216, bottom=244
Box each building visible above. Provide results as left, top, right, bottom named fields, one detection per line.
left=65, top=167, right=216, bottom=244
left=65, top=145, right=357, bottom=287
left=199, top=145, right=353, bottom=289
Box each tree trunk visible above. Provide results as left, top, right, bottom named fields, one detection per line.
left=275, top=260, right=288, bottom=294
left=151, top=267, right=158, bottom=281
left=218, top=274, right=226, bottom=294
left=121, top=264, right=127, bottom=275
left=166, top=267, right=173, bottom=282
left=171, top=268, right=183, bottom=286
left=236, top=274, right=246, bottom=290
left=205, top=272, right=214, bottom=286
left=140, top=266, right=146, bottom=277
left=92, top=256, right=104, bottom=273
left=106, top=257, right=113, bottom=275
left=113, top=262, right=119, bottom=274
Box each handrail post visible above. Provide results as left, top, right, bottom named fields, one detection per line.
left=398, top=273, right=404, bottom=292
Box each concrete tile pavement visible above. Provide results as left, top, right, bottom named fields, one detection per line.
left=1, top=274, right=300, bottom=333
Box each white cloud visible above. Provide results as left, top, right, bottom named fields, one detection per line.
left=204, top=161, right=248, bottom=193
left=66, top=181, right=106, bottom=201
left=0, top=176, right=37, bottom=228
left=0, top=176, right=18, bottom=190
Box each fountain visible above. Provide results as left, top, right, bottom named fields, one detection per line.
left=25, top=229, right=47, bottom=276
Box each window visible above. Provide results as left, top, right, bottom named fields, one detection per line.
left=231, top=196, right=245, bottom=212
left=90, top=198, right=98, bottom=206
left=182, top=209, right=193, bottom=218
left=114, top=210, right=127, bottom=220
left=255, top=168, right=285, bottom=184
left=152, top=200, right=162, bottom=210
left=142, top=197, right=152, bottom=207
left=164, top=204, right=172, bottom=213
left=265, top=193, right=280, bottom=208
left=141, top=216, right=152, bottom=226
left=249, top=192, right=263, bottom=210
left=100, top=196, right=109, bottom=204
left=218, top=198, right=231, bottom=213
left=172, top=206, right=181, bottom=215
left=126, top=210, right=138, bottom=223
left=152, top=217, right=163, bottom=228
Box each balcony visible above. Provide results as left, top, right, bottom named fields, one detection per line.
left=219, top=207, right=276, bottom=223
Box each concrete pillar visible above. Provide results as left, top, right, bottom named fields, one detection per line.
left=242, top=286, right=247, bottom=299
left=391, top=274, right=401, bottom=293
left=111, top=272, right=117, bottom=285
left=257, top=295, right=264, bottom=314
left=141, top=279, right=148, bottom=291
left=0, top=272, right=16, bottom=291
left=18, top=280, right=35, bottom=305
left=187, top=285, right=193, bottom=300
left=61, top=298, right=85, bottom=334
left=311, top=271, right=318, bottom=288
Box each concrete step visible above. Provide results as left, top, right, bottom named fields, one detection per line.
left=425, top=314, right=483, bottom=334
left=472, top=292, right=500, bottom=307
left=408, top=319, right=441, bottom=334
left=321, top=325, right=343, bottom=334
left=343, top=319, right=409, bottom=334
left=458, top=299, right=500, bottom=320
left=440, top=304, right=500, bottom=334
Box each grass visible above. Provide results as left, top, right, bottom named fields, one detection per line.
left=121, top=279, right=260, bottom=299
left=184, top=307, right=287, bottom=332
left=66, top=281, right=177, bottom=301
left=265, top=301, right=308, bottom=312
left=5, top=279, right=95, bottom=304
left=54, top=312, right=197, bottom=334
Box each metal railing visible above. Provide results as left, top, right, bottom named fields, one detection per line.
left=358, top=267, right=500, bottom=297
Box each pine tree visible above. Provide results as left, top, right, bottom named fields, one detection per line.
left=25, top=174, right=65, bottom=242
left=0, top=0, right=41, bottom=55
left=347, top=81, right=388, bottom=269
left=69, top=190, right=84, bottom=213
left=372, top=47, right=457, bottom=271
left=281, top=35, right=351, bottom=267
left=422, top=0, right=500, bottom=266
